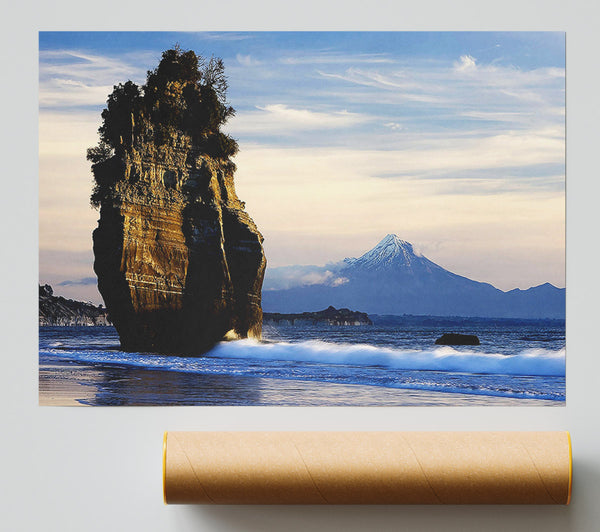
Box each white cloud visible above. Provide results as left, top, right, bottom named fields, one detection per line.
left=196, top=32, right=253, bottom=41
left=263, top=265, right=349, bottom=290
left=39, top=49, right=152, bottom=109
left=40, top=79, right=113, bottom=109
left=279, top=52, right=394, bottom=65
left=331, top=277, right=349, bottom=287
left=316, top=58, right=564, bottom=114
left=225, top=104, right=369, bottom=135
left=234, top=127, right=564, bottom=197
left=293, top=271, right=342, bottom=287
left=384, top=122, right=403, bottom=130
left=317, top=68, right=446, bottom=104
left=454, top=54, right=477, bottom=72
left=236, top=54, right=261, bottom=67
left=460, top=110, right=532, bottom=122
left=235, top=138, right=562, bottom=214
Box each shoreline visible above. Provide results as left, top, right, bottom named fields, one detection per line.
left=39, top=359, right=562, bottom=407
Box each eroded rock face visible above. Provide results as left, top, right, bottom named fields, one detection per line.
left=91, top=50, right=265, bottom=354
left=93, top=134, right=265, bottom=354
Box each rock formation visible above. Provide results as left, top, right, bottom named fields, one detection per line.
left=39, top=285, right=111, bottom=326
left=264, top=306, right=373, bottom=326
left=89, top=49, right=266, bottom=354
left=435, top=333, right=480, bottom=346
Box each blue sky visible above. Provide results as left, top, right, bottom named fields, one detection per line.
left=39, top=32, right=565, bottom=304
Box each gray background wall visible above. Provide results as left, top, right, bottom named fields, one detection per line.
left=2, top=1, right=599, bottom=530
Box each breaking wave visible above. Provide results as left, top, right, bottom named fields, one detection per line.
left=42, top=338, right=564, bottom=377
left=210, top=339, right=565, bottom=377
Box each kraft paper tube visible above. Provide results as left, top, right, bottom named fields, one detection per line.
left=163, top=431, right=572, bottom=505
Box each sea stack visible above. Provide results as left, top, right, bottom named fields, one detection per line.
left=89, top=48, right=266, bottom=354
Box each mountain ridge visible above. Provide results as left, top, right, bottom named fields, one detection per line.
left=262, top=235, right=564, bottom=319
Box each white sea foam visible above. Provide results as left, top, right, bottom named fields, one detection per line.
left=41, top=338, right=565, bottom=378
left=209, top=340, right=565, bottom=377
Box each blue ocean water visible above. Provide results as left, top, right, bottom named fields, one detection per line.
left=39, top=318, right=565, bottom=405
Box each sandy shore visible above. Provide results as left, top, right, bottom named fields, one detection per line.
left=39, top=360, right=561, bottom=407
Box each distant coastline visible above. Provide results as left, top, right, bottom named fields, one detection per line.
left=39, top=284, right=111, bottom=326
left=39, top=287, right=374, bottom=328
left=264, top=306, right=372, bottom=326
left=39, top=284, right=565, bottom=329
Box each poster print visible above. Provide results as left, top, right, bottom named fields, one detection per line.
left=39, top=32, right=565, bottom=406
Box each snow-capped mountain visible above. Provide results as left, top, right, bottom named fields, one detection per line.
left=344, top=234, right=419, bottom=270
left=262, top=235, right=565, bottom=319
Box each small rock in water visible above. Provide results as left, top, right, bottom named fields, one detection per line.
left=435, top=333, right=480, bottom=346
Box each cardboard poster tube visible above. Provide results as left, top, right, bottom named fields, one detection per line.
left=163, top=431, right=572, bottom=505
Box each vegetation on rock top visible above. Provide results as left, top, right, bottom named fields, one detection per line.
left=87, top=46, right=238, bottom=208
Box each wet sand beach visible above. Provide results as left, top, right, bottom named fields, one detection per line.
left=39, top=360, right=561, bottom=407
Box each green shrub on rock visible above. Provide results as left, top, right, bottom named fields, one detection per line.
left=87, top=47, right=238, bottom=208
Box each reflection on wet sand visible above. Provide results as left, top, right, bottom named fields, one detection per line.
left=39, top=360, right=560, bottom=406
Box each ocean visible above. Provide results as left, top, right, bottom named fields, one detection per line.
left=38, top=318, right=565, bottom=406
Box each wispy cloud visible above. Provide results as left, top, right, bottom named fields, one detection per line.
left=236, top=54, right=261, bottom=67
left=40, top=79, right=114, bottom=108
left=196, top=32, right=254, bottom=41
left=280, top=52, right=394, bottom=65
left=460, top=110, right=534, bottom=122
left=317, top=68, right=446, bottom=104
left=39, top=49, right=153, bottom=109
left=39, top=35, right=565, bottom=292
left=316, top=56, right=564, bottom=113
left=235, top=126, right=564, bottom=195
left=226, top=104, right=369, bottom=135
